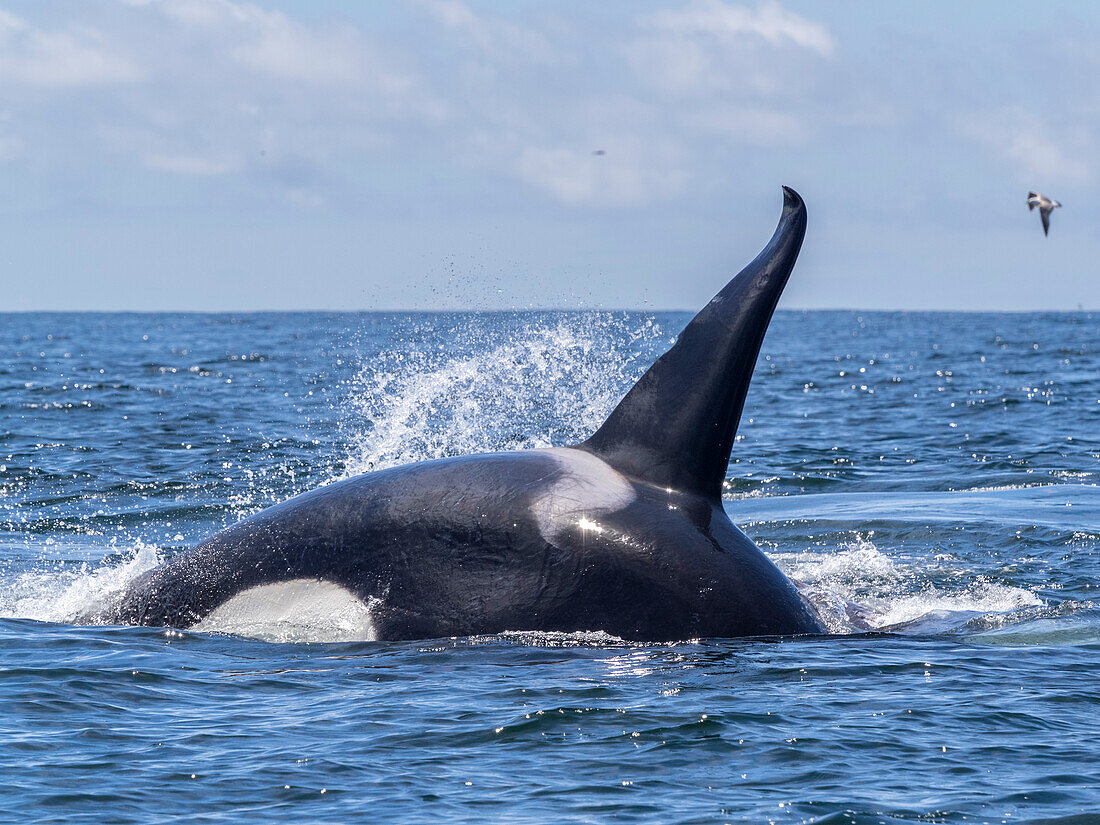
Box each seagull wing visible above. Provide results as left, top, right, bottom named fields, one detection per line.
left=1040, top=205, right=1052, bottom=235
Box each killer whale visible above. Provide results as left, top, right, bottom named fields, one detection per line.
left=112, top=187, right=826, bottom=641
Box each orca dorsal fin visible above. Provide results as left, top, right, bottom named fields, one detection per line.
left=579, top=186, right=807, bottom=502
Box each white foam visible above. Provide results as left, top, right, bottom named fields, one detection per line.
left=0, top=542, right=161, bottom=624
left=774, top=534, right=1043, bottom=634
left=786, top=537, right=902, bottom=586
left=192, top=579, right=377, bottom=643
left=871, top=582, right=1042, bottom=630
left=494, top=630, right=629, bottom=647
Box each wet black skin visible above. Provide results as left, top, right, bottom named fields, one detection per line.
left=114, top=187, right=827, bottom=640
left=115, top=449, right=822, bottom=639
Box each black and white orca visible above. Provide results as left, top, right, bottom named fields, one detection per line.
left=113, top=187, right=825, bottom=641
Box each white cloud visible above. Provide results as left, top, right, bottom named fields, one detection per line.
left=642, top=0, right=834, bottom=57
left=408, top=1, right=837, bottom=205
left=233, top=24, right=364, bottom=85
left=48, top=0, right=443, bottom=194
left=0, top=0, right=842, bottom=208
left=516, top=142, right=686, bottom=207
left=958, top=109, right=1092, bottom=185
left=619, top=2, right=837, bottom=148
left=0, top=9, right=141, bottom=87
left=419, top=0, right=480, bottom=31
left=142, top=0, right=416, bottom=89
left=1001, top=131, right=1091, bottom=184
left=417, top=0, right=559, bottom=65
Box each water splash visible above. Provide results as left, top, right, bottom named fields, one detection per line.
left=778, top=534, right=1042, bottom=634
left=0, top=542, right=161, bottom=624
left=871, top=581, right=1043, bottom=632
left=338, top=313, right=667, bottom=477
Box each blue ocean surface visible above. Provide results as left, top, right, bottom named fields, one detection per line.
left=1, top=309, right=1097, bottom=824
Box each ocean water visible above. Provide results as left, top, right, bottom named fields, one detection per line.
left=1, top=309, right=1097, bottom=824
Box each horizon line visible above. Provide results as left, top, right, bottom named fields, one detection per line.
left=0, top=306, right=1095, bottom=315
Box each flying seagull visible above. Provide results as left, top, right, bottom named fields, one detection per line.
left=1027, top=191, right=1061, bottom=236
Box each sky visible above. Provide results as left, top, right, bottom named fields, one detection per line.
left=1, top=0, right=1098, bottom=312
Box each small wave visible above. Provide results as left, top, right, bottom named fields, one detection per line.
left=871, top=581, right=1042, bottom=632
left=776, top=534, right=1043, bottom=635
left=966, top=603, right=1100, bottom=646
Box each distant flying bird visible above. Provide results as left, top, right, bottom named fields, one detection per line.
left=592, top=149, right=605, bottom=156
left=1027, top=191, right=1061, bottom=236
